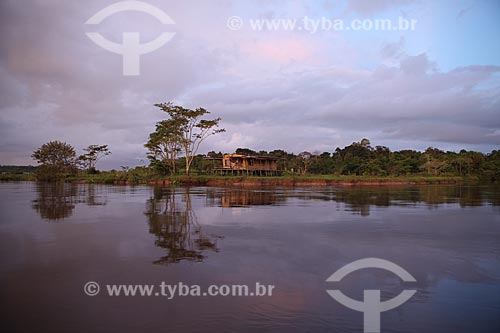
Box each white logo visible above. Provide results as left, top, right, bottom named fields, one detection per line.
left=85, top=1, right=175, bottom=76
left=326, top=258, right=416, bottom=333
left=83, top=281, right=100, bottom=296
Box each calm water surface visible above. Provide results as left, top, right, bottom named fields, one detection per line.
left=1, top=182, right=500, bottom=333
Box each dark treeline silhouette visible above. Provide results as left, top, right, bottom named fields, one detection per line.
left=22, top=138, right=500, bottom=182
left=157, top=138, right=500, bottom=182
left=0, top=165, right=37, bottom=174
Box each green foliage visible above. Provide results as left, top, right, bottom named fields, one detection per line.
left=481, top=150, right=500, bottom=182
left=0, top=165, right=37, bottom=174
left=126, top=166, right=152, bottom=183
left=0, top=173, right=36, bottom=181
left=32, top=141, right=77, bottom=181
left=150, top=102, right=225, bottom=175
left=21, top=137, right=500, bottom=184
left=145, top=119, right=183, bottom=175
left=205, top=139, right=499, bottom=183
left=77, top=144, right=111, bottom=172
left=207, top=151, right=223, bottom=158
left=235, top=148, right=257, bottom=155
left=34, top=165, right=75, bottom=181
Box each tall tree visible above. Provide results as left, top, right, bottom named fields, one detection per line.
left=298, top=151, right=313, bottom=175
left=32, top=141, right=77, bottom=180
left=145, top=120, right=182, bottom=175
left=78, top=144, right=111, bottom=173
left=153, top=102, right=225, bottom=175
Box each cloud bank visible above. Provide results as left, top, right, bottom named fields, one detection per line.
left=0, top=0, right=499, bottom=169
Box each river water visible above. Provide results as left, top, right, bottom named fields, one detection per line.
left=1, top=182, right=499, bottom=332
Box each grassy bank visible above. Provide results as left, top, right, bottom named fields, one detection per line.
left=1, top=171, right=479, bottom=186
left=69, top=172, right=475, bottom=186
left=0, top=173, right=36, bottom=181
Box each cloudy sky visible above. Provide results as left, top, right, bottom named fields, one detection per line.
left=1, top=0, right=499, bottom=169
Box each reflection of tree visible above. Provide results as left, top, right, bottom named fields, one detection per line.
left=32, top=183, right=107, bottom=221
left=281, top=185, right=500, bottom=216
left=332, top=186, right=500, bottom=215
left=84, top=184, right=107, bottom=206
left=334, top=189, right=389, bottom=216
left=145, top=187, right=220, bottom=265
left=205, top=189, right=283, bottom=207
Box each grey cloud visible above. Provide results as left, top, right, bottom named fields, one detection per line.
left=456, top=6, right=473, bottom=21
left=0, top=0, right=499, bottom=168
left=399, top=53, right=436, bottom=75
left=380, top=37, right=405, bottom=60
left=0, top=0, right=235, bottom=167
left=345, top=0, right=418, bottom=16
left=182, top=54, right=500, bottom=151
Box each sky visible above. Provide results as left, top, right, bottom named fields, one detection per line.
left=1, top=0, right=499, bottom=169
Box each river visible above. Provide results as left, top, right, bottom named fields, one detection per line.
left=1, top=182, right=499, bottom=332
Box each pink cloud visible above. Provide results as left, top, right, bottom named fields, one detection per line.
left=248, top=38, right=313, bottom=64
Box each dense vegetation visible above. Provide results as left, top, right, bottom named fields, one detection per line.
left=0, top=165, right=37, bottom=174
left=0, top=165, right=37, bottom=181
left=3, top=138, right=500, bottom=183
left=3, top=101, right=499, bottom=183
left=145, top=102, right=224, bottom=175
left=27, top=141, right=111, bottom=181
left=31, top=141, right=78, bottom=181
left=179, top=138, right=499, bottom=182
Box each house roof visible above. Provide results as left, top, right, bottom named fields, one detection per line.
left=224, top=154, right=280, bottom=160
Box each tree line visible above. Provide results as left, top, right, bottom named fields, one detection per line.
left=30, top=102, right=224, bottom=180
left=31, top=142, right=111, bottom=181
left=214, top=139, right=500, bottom=181
left=29, top=103, right=500, bottom=182
left=170, top=138, right=498, bottom=182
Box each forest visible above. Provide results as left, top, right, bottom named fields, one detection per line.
left=178, top=138, right=500, bottom=182
left=9, top=103, right=500, bottom=183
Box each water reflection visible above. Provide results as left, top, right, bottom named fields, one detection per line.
left=144, top=187, right=221, bottom=265
left=32, top=182, right=107, bottom=221
left=31, top=184, right=500, bottom=222
left=284, top=185, right=500, bottom=216
left=206, top=188, right=285, bottom=207
left=30, top=183, right=500, bottom=223
left=4, top=182, right=500, bottom=332
left=204, top=185, right=500, bottom=215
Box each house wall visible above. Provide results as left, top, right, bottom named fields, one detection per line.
left=221, top=155, right=278, bottom=171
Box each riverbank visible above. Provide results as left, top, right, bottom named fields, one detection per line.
left=72, top=174, right=473, bottom=187
left=1, top=173, right=479, bottom=187
left=0, top=173, right=36, bottom=181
